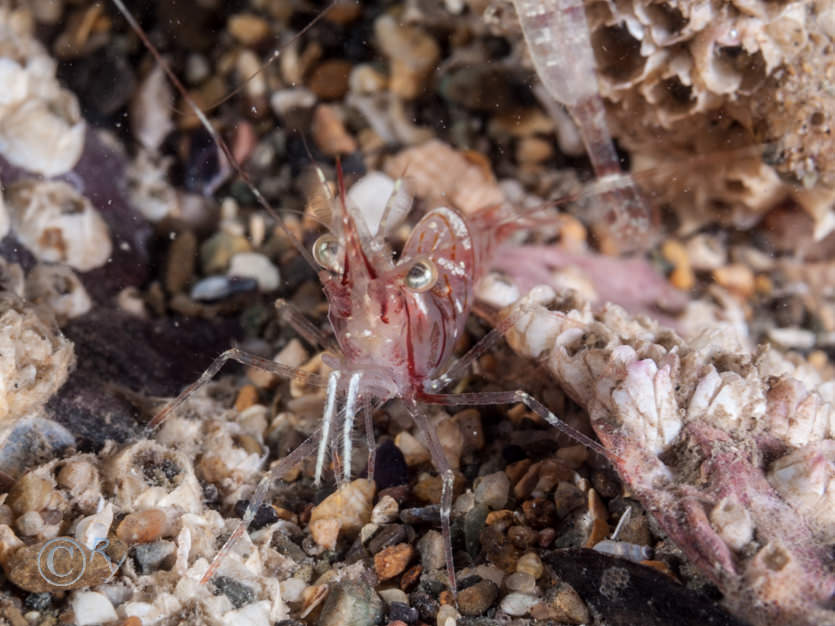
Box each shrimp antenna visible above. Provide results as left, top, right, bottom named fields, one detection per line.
left=111, top=0, right=318, bottom=270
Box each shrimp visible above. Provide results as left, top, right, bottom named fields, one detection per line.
left=110, top=0, right=617, bottom=597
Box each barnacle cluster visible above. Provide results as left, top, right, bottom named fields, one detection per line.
left=483, top=0, right=835, bottom=234
left=0, top=6, right=85, bottom=176
left=506, top=287, right=835, bottom=625
left=0, top=292, right=75, bottom=426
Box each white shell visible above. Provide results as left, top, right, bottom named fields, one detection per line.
left=0, top=12, right=85, bottom=176
left=25, top=263, right=92, bottom=325
left=6, top=180, right=112, bottom=272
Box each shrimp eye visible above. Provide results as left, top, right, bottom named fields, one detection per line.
left=404, top=258, right=438, bottom=292
left=313, top=234, right=341, bottom=272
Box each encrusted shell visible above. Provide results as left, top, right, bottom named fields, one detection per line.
left=0, top=8, right=85, bottom=176
left=0, top=293, right=74, bottom=424
left=25, top=264, right=92, bottom=325
left=5, top=180, right=112, bottom=272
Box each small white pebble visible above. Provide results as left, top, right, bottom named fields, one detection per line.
left=436, top=603, right=460, bottom=626
left=371, top=495, right=399, bottom=524
left=378, top=588, right=409, bottom=605
left=223, top=600, right=271, bottom=626
left=499, top=592, right=540, bottom=616
left=70, top=591, right=117, bottom=626
left=228, top=252, right=280, bottom=291
left=516, top=552, right=544, bottom=579
left=280, top=577, right=307, bottom=603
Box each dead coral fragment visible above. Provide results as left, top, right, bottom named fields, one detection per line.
left=5, top=180, right=112, bottom=272
left=504, top=289, right=835, bottom=626
left=0, top=293, right=74, bottom=424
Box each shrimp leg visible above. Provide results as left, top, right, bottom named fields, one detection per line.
left=405, top=399, right=458, bottom=597
left=200, top=432, right=320, bottom=584
left=419, top=390, right=616, bottom=462
left=146, top=347, right=325, bottom=432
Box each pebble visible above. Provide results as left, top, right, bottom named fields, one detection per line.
left=584, top=489, right=610, bottom=548
left=463, top=504, right=488, bottom=556
left=349, top=64, right=387, bottom=94
left=394, top=432, right=430, bottom=466
left=8, top=473, right=53, bottom=514
left=661, top=238, right=695, bottom=291
left=521, top=498, right=556, bottom=528
left=71, top=591, right=117, bottom=626
left=116, top=509, right=167, bottom=544
left=504, top=571, right=536, bottom=594
left=436, top=604, right=459, bottom=626
left=516, top=137, right=553, bottom=164
left=457, top=579, right=498, bottom=616
left=280, top=577, right=307, bottom=603
left=228, top=252, right=280, bottom=291
left=554, top=481, right=585, bottom=518
left=367, top=524, right=407, bottom=554
left=375, top=543, right=414, bottom=580
left=533, top=582, right=590, bottom=624
left=436, top=418, right=463, bottom=470
left=190, top=275, right=258, bottom=301
left=308, top=60, right=353, bottom=100
left=515, top=552, right=543, bottom=579
left=489, top=108, right=555, bottom=137
left=378, top=589, right=410, bottom=606
left=4, top=537, right=128, bottom=592
left=16, top=511, right=44, bottom=537
left=374, top=15, right=440, bottom=99
left=686, top=233, right=726, bottom=271
left=134, top=540, right=175, bottom=574
left=165, top=230, right=197, bottom=293
left=312, top=104, right=357, bottom=156
left=201, top=231, right=251, bottom=274
left=318, top=582, right=384, bottom=626
left=227, top=13, right=270, bottom=45
left=474, top=471, right=510, bottom=510
left=309, top=479, right=376, bottom=548
left=57, top=460, right=96, bottom=496
left=713, top=263, right=755, bottom=298
left=416, top=529, right=446, bottom=571
left=234, top=385, right=259, bottom=412
left=270, top=88, right=317, bottom=117
left=452, top=409, right=484, bottom=452
left=499, top=592, right=540, bottom=617
left=400, top=564, right=422, bottom=591
left=213, top=575, right=256, bottom=608
left=371, top=495, right=400, bottom=525
left=388, top=601, right=418, bottom=623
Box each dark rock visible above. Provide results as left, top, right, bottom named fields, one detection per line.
left=367, top=524, right=407, bottom=554
left=389, top=601, right=418, bottom=624
left=400, top=505, right=440, bottom=525
left=409, top=591, right=439, bottom=623
left=544, top=549, right=748, bottom=626
left=464, top=504, right=489, bottom=557
left=58, top=49, right=135, bottom=119
left=458, top=579, right=498, bottom=616
left=372, top=439, right=409, bottom=490
left=24, top=593, right=52, bottom=611
left=212, top=575, right=255, bottom=609
left=234, top=500, right=279, bottom=531
left=133, top=540, right=175, bottom=574
left=317, top=581, right=384, bottom=626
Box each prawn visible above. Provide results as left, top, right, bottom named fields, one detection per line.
left=111, top=0, right=620, bottom=597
